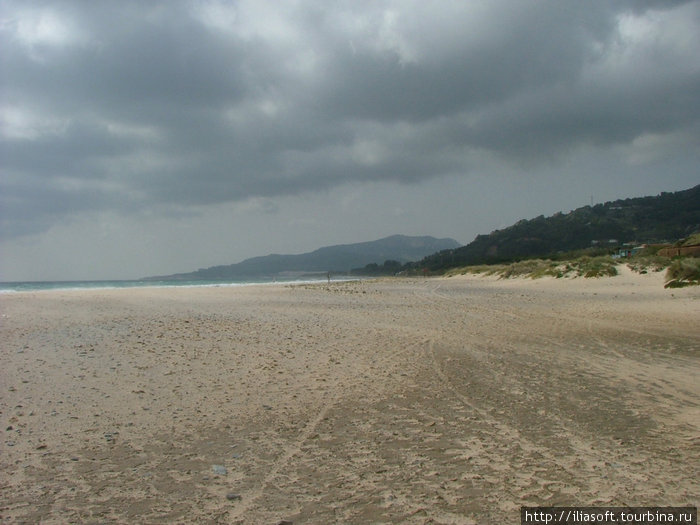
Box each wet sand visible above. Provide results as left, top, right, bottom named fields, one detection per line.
left=1, top=269, right=699, bottom=523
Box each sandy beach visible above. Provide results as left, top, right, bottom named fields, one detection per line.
left=1, top=269, right=699, bottom=524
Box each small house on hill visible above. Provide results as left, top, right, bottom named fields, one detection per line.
left=612, top=245, right=643, bottom=259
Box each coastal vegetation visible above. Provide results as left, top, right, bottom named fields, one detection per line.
left=443, top=256, right=620, bottom=280
left=435, top=238, right=700, bottom=289
left=418, top=244, right=700, bottom=286
left=432, top=247, right=700, bottom=288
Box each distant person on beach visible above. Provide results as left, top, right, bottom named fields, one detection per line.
left=327, top=271, right=331, bottom=284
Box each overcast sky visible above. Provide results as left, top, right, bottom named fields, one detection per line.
left=1, top=0, right=699, bottom=281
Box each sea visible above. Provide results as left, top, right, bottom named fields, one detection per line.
left=0, top=276, right=354, bottom=294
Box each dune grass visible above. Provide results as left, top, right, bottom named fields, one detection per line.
left=446, top=253, right=700, bottom=288
left=665, top=258, right=700, bottom=288
left=446, top=256, right=618, bottom=280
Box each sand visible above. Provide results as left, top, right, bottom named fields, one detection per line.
left=1, top=269, right=699, bottom=524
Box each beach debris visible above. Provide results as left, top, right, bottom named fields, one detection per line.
left=212, top=464, right=227, bottom=475
left=277, top=520, right=293, bottom=525
left=225, top=492, right=241, bottom=501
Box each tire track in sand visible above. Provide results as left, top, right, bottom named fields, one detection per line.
left=226, top=392, right=339, bottom=521
left=415, top=284, right=625, bottom=487
left=227, top=330, right=430, bottom=522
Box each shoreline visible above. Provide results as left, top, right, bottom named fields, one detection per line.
left=0, top=276, right=360, bottom=295
left=1, top=273, right=698, bottom=523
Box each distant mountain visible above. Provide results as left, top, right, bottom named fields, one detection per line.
left=144, top=235, right=460, bottom=280
left=417, top=184, right=700, bottom=272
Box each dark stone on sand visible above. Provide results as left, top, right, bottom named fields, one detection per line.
left=226, top=493, right=241, bottom=501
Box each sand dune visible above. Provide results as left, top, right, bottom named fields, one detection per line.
left=1, top=271, right=698, bottom=523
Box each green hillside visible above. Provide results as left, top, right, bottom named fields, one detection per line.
left=413, top=184, right=699, bottom=273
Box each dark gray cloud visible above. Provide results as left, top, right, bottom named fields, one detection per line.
left=1, top=0, right=699, bottom=278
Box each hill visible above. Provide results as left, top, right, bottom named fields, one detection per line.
left=415, top=184, right=700, bottom=272
left=144, top=235, right=460, bottom=281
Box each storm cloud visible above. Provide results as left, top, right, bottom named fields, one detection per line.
left=1, top=0, right=699, bottom=279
